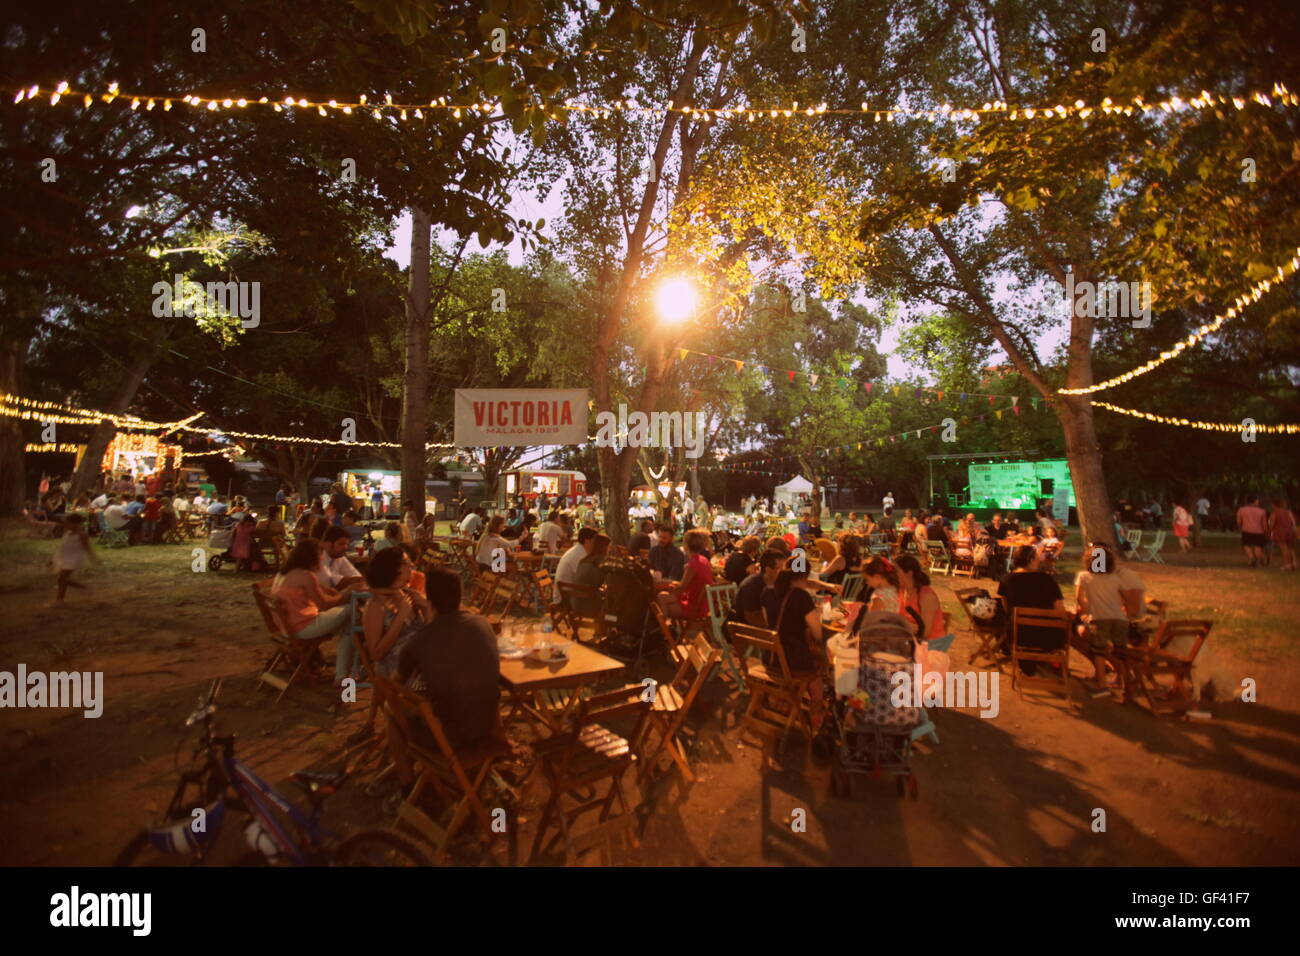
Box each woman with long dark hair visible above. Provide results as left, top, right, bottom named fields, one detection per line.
left=894, top=554, right=945, bottom=642
left=271, top=538, right=352, bottom=680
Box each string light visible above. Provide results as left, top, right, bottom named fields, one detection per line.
left=1058, top=246, right=1300, bottom=395
left=1091, top=400, right=1300, bottom=434
left=24, top=442, right=82, bottom=453
left=10, top=81, right=1295, bottom=125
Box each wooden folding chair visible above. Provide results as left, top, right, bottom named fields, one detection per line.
left=377, top=676, right=512, bottom=862
left=251, top=580, right=330, bottom=703
left=866, top=533, right=891, bottom=558
left=97, top=513, right=129, bottom=548
left=950, top=547, right=976, bottom=577
left=954, top=586, right=1006, bottom=666
left=839, top=572, right=866, bottom=603
left=1116, top=619, right=1212, bottom=716
left=704, top=582, right=745, bottom=690
left=1124, top=528, right=1143, bottom=554
left=649, top=597, right=684, bottom=663
left=528, top=685, right=651, bottom=865
left=1010, top=607, right=1073, bottom=705
left=725, top=622, right=814, bottom=753
left=558, top=581, right=606, bottom=644
left=924, top=539, right=952, bottom=575
left=1137, top=530, right=1167, bottom=563
left=639, top=634, right=720, bottom=784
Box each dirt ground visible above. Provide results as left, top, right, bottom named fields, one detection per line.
left=1, top=520, right=1297, bottom=866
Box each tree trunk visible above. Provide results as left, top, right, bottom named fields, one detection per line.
left=400, top=205, right=432, bottom=519
left=68, top=346, right=159, bottom=501
left=1056, top=396, right=1114, bottom=548
left=0, top=334, right=28, bottom=515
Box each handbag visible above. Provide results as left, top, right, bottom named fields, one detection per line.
left=973, top=543, right=990, bottom=566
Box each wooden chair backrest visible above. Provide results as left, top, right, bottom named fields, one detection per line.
left=1154, top=619, right=1212, bottom=663
left=705, top=582, right=738, bottom=621
left=670, top=634, right=720, bottom=701
left=925, top=539, right=948, bottom=557
left=1011, top=607, right=1071, bottom=650
left=251, top=579, right=292, bottom=636
left=553, top=686, right=652, bottom=774
left=725, top=621, right=793, bottom=683
left=813, top=538, right=837, bottom=563
left=373, top=676, right=468, bottom=784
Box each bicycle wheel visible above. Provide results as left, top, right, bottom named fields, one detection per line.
left=332, top=829, right=431, bottom=866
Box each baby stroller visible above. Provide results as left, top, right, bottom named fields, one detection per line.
left=598, top=556, right=657, bottom=677
left=830, top=611, right=921, bottom=799
left=205, top=520, right=236, bottom=571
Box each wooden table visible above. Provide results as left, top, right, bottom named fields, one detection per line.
left=499, top=637, right=626, bottom=731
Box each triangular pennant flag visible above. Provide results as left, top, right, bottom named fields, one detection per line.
left=996, top=410, right=1004, bottom=419
left=913, top=388, right=922, bottom=399
left=893, top=385, right=901, bottom=396
left=890, top=435, right=896, bottom=443
left=678, top=348, right=688, bottom=361
left=1013, top=405, right=1021, bottom=415
left=734, top=359, right=744, bottom=373
left=864, top=382, right=874, bottom=393
left=787, top=370, right=796, bottom=383
left=809, top=373, right=819, bottom=386
left=1031, top=397, right=1040, bottom=408
left=987, top=395, right=995, bottom=404
left=1011, top=395, right=1019, bottom=406
left=960, top=393, right=967, bottom=402
left=915, top=430, right=922, bottom=439
left=841, top=377, right=851, bottom=389
left=930, top=425, right=937, bottom=433
left=937, top=390, right=944, bottom=401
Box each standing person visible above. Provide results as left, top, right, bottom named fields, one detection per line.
left=1236, top=494, right=1269, bottom=567
left=49, top=514, right=98, bottom=607
left=882, top=491, right=896, bottom=513
left=1193, top=493, right=1211, bottom=546
left=1172, top=502, right=1193, bottom=553
left=141, top=492, right=163, bottom=544
left=1268, top=498, right=1297, bottom=571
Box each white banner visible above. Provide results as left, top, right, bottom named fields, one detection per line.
left=454, top=388, right=589, bottom=446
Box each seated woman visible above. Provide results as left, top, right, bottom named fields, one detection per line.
left=415, top=513, right=438, bottom=553
left=271, top=539, right=353, bottom=682
left=657, top=528, right=714, bottom=620
left=951, top=515, right=977, bottom=563
left=361, top=546, right=432, bottom=678
left=1039, top=524, right=1065, bottom=567
left=516, top=513, right=539, bottom=552
left=860, top=556, right=896, bottom=614
left=899, top=509, right=917, bottom=534
left=820, top=532, right=863, bottom=586
left=760, top=567, right=828, bottom=731
left=894, top=554, right=946, bottom=644
left=475, top=515, right=515, bottom=571
left=1074, top=543, right=1144, bottom=688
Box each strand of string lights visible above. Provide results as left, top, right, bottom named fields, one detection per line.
left=11, top=81, right=1295, bottom=124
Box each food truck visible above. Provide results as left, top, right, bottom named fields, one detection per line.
left=499, top=469, right=586, bottom=508
left=338, top=468, right=437, bottom=518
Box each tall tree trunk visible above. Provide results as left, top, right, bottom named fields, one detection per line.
left=400, top=205, right=432, bottom=519
left=1057, top=396, right=1114, bottom=548
left=0, top=334, right=28, bottom=515
left=68, top=346, right=159, bottom=501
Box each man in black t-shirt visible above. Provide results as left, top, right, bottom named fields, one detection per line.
left=997, top=546, right=1066, bottom=672
left=760, top=574, right=819, bottom=674
left=724, top=536, right=760, bottom=585
left=647, top=524, right=686, bottom=581
left=397, top=569, right=501, bottom=749
left=735, top=548, right=786, bottom=627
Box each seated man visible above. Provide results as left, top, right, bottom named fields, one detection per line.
left=724, top=535, right=760, bottom=586
left=396, top=568, right=502, bottom=751
left=102, top=496, right=129, bottom=536
left=554, top=526, right=598, bottom=604
left=646, top=523, right=686, bottom=584
left=341, top=509, right=367, bottom=544
left=317, top=526, right=366, bottom=591
left=734, top=548, right=785, bottom=627
left=570, top=533, right=611, bottom=618
left=998, top=545, right=1066, bottom=673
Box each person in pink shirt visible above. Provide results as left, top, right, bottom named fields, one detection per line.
left=1268, top=498, right=1296, bottom=571
left=1236, top=494, right=1269, bottom=567
left=658, top=528, right=714, bottom=619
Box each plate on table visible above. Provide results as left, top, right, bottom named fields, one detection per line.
left=498, top=646, right=530, bottom=660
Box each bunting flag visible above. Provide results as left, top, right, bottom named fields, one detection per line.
left=864, top=382, right=874, bottom=394
left=733, top=359, right=744, bottom=372
left=809, top=373, right=820, bottom=386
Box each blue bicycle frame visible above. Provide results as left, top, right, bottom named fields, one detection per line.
left=226, top=755, right=337, bottom=866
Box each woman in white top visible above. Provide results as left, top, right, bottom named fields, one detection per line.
left=1074, top=543, right=1144, bottom=686
left=476, top=515, right=515, bottom=570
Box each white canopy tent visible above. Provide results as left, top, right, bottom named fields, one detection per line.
left=773, top=475, right=825, bottom=512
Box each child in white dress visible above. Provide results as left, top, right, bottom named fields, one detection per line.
left=51, top=513, right=98, bottom=606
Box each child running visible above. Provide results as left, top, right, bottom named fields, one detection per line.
left=50, top=513, right=99, bottom=607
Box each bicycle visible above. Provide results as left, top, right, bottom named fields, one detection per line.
left=115, top=678, right=429, bottom=866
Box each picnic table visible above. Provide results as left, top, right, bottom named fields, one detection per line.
left=498, top=635, right=626, bottom=732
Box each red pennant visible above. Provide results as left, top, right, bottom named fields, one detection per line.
left=787, top=370, right=796, bottom=383
left=864, top=382, right=873, bottom=393
left=987, top=395, right=995, bottom=404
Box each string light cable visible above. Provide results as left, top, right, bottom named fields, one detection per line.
left=10, top=80, right=1295, bottom=125
left=1058, top=246, right=1300, bottom=396
left=1090, top=400, right=1299, bottom=434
